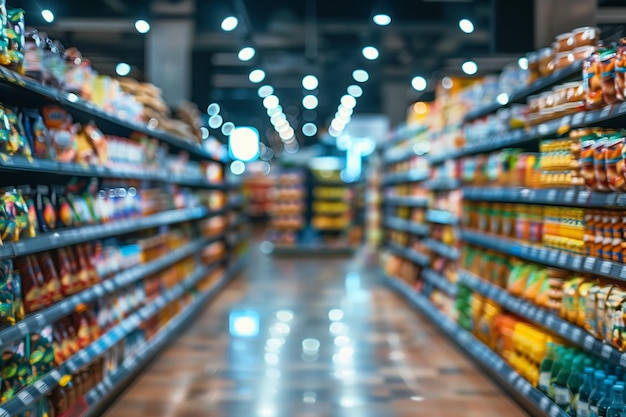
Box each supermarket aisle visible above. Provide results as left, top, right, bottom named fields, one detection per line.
left=103, top=244, right=528, bottom=417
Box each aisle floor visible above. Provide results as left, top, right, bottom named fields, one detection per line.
left=103, top=245, right=529, bottom=417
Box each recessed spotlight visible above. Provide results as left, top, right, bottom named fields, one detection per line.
left=459, top=18, right=474, bottom=34
left=461, top=60, right=478, bottom=75
left=518, top=57, right=529, bottom=70
left=496, top=93, right=509, bottom=105
left=441, top=76, right=453, bottom=89
left=352, top=69, right=369, bottom=83
left=340, top=95, right=357, bottom=109
left=115, top=62, right=131, bottom=77
left=208, top=115, right=224, bottom=129
left=302, top=123, right=317, bottom=137
left=373, top=14, right=391, bottom=26
left=411, top=76, right=427, bottom=91
left=207, top=103, right=220, bottom=116
left=221, top=16, right=238, bottom=31
left=302, top=95, right=319, bottom=110
left=249, top=69, right=266, bottom=83
left=238, top=46, right=256, bottom=61
left=263, top=95, right=279, bottom=109
left=41, top=9, right=55, bottom=23
left=347, top=85, right=363, bottom=98
left=362, top=46, right=379, bottom=60
left=302, top=75, right=319, bottom=90
left=230, top=160, right=245, bottom=175
left=134, top=19, right=150, bottom=34
left=221, top=122, right=235, bottom=136
left=258, top=85, right=274, bottom=98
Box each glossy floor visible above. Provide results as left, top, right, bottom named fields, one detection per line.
left=103, top=245, right=529, bottom=417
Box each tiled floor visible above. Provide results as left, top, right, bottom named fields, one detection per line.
left=103, top=244, right=529, bottom=417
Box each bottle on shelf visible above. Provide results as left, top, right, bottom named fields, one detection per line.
left=554, top=355, right=574, bottom=409
left=568, top=356, right=586, bottom=415
left=590, top=371, right=608, bottom=417
left=539, top=342, right=556, bottom=394
left=579, top=370, right=594, bottom=417
left=608, top=385, right=626, bottom=417
left=549, top=347, right=567, bottom=398
left=598, top=380, right=616, bottom=417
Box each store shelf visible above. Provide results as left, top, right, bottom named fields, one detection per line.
left=0, top=67, right=221, bottom=163
left=381, top=171, right=429, bottom=186
left=230, top=215, right=249, bottom=229
left=386, top=242, right=430, bottom=267
left=460, top=230, right=626, bottom=282
left=432, top=101, right=626, bottom=165
left=384, top=196, right=429, bottom=207
left=422, top=269, right=458, bottom=297
left=81, top=254, right=248, bottom=417
left=386, top=125, right=428, bottom=149
left=385, top=275, right=569, bottom=417
left=458, top=269, right=626, bottom=369
left=464, top=62, right=584, bottom=122
left=463, top=187, right=626, bottom=208
left=0, top=154, right=226, bottom=188
left=424, top=178, right=461, bottom=191
left=425, top=209, right=459, bottom=225
left=270, top=245, right=355, bottom=256
left=0, top=253, right=242, bottom=417
left=383, top=147, right=418, bottom=165
left=384, top=216, right=430, bottom=236
left=0, top=235, right=222, bottom=352
left=423, top=238, right=460, bottom=260
left=0, top=206, right=223, bottom=261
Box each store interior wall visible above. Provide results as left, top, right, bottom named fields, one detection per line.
left=534, top=0, right=595, bottom=49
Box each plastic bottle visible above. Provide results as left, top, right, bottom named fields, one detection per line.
left=591, top=371, right=608, bottom=417
left=550, top=351, right=569, bottom=399
left=579, top=369, right=595, bottom=417
left=598, top=380, right=616, bottom=417
left=540, top=342, right=557, bottom=394
left=568, top=356, right=586, bottom=416
left=608, top=385, right=626, bottom=417
left=555, top=355, right=575, bottom=408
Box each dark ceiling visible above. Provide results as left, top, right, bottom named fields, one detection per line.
left=16, top=0, right=626, bottom=147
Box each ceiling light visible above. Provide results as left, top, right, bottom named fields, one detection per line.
left=442, top=77, right=453, bottom=89
left=207, top=103, right=220, bottom=116
left=331, top=118, right=346, bottom=131
left=276, top=123, right=291, bottom=133
left=230, top=160, right=245, bottom=175
left=411, top=76, right=427, bottom=91
left=263, top=95, right=279, bottom=109
left=41, top=9, right=55, bottom=23
left=328, top=126, right=342, bottom=138
left=229, top=126, right=260, bottom=162
left=461, top=60, right=478, bottom=75
left=115, top=62, right=131, bottom=77
left=458, top=18, right=474, bottom=34
left=302, top=95, right=319, bottom=110
left=249, top=69, right=266, bottom=83
left=373, top=14, right=391, bottom=26
left=238, top=46, right=256, bottom=61
left=518, top=57, right=528, bottom=70
left=496, top=93, right=509, bottom=105
left=221, top=122, right=235, bottom=136
left=200, top=127, right=209, bottom=140
left=221, top=16, right=238, bottom=32
left=267, top=106, right=282, bottom=117
left=347, top=85, right=363, bottom=98
left=340, top=94, right=357, bottom=109
left=208, top=115, right=223, bottom=129
left=302, top=123, right=317, bottom=137
left=352, top=69, right=369, bottom=83
left=279, top=128, right=295, bottom=140
left=362, top=46, right=379, bottom=60
left=338, top=106, right=353, bottom=118
left=302, top=75, right=319, bottom=90
left=258, top=85, right=274, bottom=98
left=135, top=19, right=150, bottom=34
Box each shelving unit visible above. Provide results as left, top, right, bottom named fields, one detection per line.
left=0, top=60, right=245, bottom=417
left=386, top=275, right=569, bottom=417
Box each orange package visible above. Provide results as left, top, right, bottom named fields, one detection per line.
left=606, top=136, right=626, bottom=191
left=616, top=38, right=626, bottom=101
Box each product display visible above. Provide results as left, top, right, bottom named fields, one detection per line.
left=0, top=5, right=252, bottom=417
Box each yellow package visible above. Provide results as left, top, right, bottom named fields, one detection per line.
left=475, top=301, right=501, bottom=350
left=578, top=281, right=595, bottom=327
left=585, top=285, right=604, bottom=337
left=523, top=268, right=548, bottom=302
left=605, top=288, right=626, bottom=349
left=561, top=278, right=584, bottom=322
left=595, top=285, right=615, bottom=340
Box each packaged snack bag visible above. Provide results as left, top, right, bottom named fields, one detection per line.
left=10, top=267, right=23, bottom=321
left=35, top=185, right=57, bottom=233
left=605, top=289, right=626, bottom=348
left=594, top=138, right=609, bottom=191
left=5, top=8, right=25, bottom=74
left=21, top=108, right=53, bottom=160
left=596, top=284, right=616, bottom=340
left=616, top=38, right=626, bottom=101
left=562, top=277, right=584, bottom=322
left=1, top=342, right=24, bottom=402
left=15, top=256, right=50, bottom=313
left=5, top=107, right=31, bottom=157
left=0, top=259, right=14, bottom=327
left=584, top=50, right=604, bottom=109
left=581, top=138, right=597, bottom=189
left=29, top=326, right=54, bottom=377
left=36, top=252, right=63, bottom=303
left=600, top=48, right=619, bottom=105
left=523, top=267, right=547, bottom=302
left=606, top=135, right=626, bottom=191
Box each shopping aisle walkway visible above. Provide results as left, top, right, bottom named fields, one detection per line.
left=103, top=244, right=528, bottom=417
